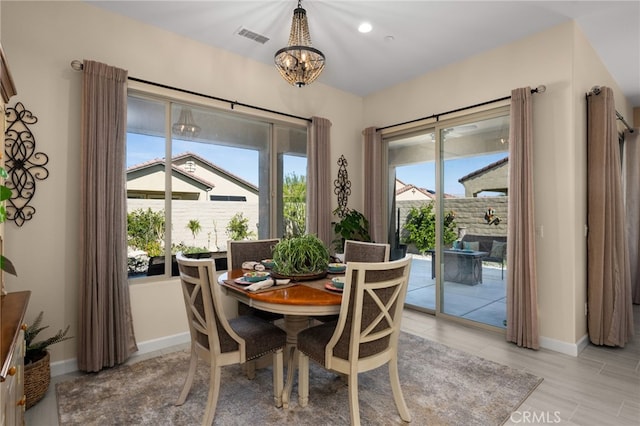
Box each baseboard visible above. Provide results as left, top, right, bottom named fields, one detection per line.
left=539, top=333, right=589, bottom=357
left=50, top=332, right=190, bottom=377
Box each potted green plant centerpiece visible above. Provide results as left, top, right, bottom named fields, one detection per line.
left=271, top=234, right=329, bottom=281
left=24, top=311, right=72, bottom=409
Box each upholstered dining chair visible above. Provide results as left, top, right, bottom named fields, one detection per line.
left=227, top=239, right=283, bottom=378
left=343, top=240, right=390, bottom=263
left=314, top=240, right=391, bottom=324
left=292, top=256, right=413, bottom=425
left=175, top=253, right=286, bottom=425
left=227, top=238, right=282, bottom=321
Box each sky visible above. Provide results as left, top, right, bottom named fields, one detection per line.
left=396, top=152, right=507, bottom=196
left=127, top=133, right=506, bottom=196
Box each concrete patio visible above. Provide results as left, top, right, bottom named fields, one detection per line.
left=404, top=254, right=506, bottom=328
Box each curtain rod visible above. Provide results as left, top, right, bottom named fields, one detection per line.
left=587, top=86, right=634, bottom=133
left=376, top=85, right=546, bottom=132
left=70, top=60, right=312, bottom=123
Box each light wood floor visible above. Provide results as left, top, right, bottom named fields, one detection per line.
left=26, top=305, right=640, bottom=426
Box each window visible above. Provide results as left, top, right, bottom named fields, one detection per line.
left=126, top=94, right=307, bottom=280
left=210, top=195, right=247, bottom=202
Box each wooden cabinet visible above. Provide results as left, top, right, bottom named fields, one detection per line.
left=1, top=291, right=30, bottom=426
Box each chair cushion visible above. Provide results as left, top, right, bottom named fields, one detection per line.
left=229, top=316, right=286, bottom=361
left=297, top=322, right=338, bottom=365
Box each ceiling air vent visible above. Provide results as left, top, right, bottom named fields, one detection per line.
left=237, top=27, right=269, bottom=44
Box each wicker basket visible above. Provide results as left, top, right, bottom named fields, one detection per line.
left=24, top=350, right=51, bottom=409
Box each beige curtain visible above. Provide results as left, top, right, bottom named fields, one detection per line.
left=623, top=129, right=640, bottom=304
left=363, top=127, right=385, bottom=243
left=587, top=87, right=634, bottom=346
left=78, top=60, right=138, bottom=372
left=307, top=117, right=332, bottom=247
left=506, top=87, right=539, bottom=349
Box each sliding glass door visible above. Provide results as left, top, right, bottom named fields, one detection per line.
left=388, top=130, right=437, bottom=310
left=386, top=108, right=509, bottom=329
left=440, top=113, right=509, bottom=328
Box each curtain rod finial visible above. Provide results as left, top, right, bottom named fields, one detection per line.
left=71, top=60, right=83, bottom=71
left=536, top=85, right=546, bottom=93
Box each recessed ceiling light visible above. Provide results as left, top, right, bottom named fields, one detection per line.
left=358, top=22, right=372, bottom=33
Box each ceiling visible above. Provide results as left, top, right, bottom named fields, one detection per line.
left=88, top=1, right=639, bottom=107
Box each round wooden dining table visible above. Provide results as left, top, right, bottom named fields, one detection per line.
left=218, top=269, right=342, bottom=344
left=218, top=268, right=344, bottom=408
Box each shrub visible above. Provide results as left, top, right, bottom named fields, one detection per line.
left=127, top=208, right=165, bottom=257
left=403, top=204, right=457, bottom=254
left=226, top=212, right=255, bottom=241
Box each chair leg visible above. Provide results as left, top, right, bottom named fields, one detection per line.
left=245, top=360, right=256, bottom=380
left=389, top=358, right=411, bottom=422
left=272, top=349, right=284, bottom=408
left=347, top=371, right=361, bottom=426
left=298, top=352, right=309, bottom=407
left=176, top=348, right=198, bottom=406
left=202, top=364, right=222, bottom=426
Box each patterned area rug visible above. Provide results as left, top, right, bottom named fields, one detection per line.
left=56, top=332, right=542, bottom=425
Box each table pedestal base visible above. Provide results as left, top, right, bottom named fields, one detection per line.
left=281, top=314, right=310, bottom=408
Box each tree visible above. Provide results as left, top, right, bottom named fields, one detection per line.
left=127, top=208, right=165, bottom=257
left=186, top=219, right=202, bottom=242
left=283, top=172, right=306, bottom=238
left=403, top=204, right=457, bottom=254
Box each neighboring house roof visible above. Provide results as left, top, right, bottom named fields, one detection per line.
left=127, top=159, right=216, bottom=190
left=395, top=178, right=456, bottom=199
left=458, top=157, right=508, bottom=183
left=126, top=152, right=258, bottom=194
left=396, top=184, right=435, bottom=199
left=171, top=152, right=258, bottom=192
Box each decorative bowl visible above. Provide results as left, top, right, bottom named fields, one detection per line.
left=270, top=270, right=327, bottom=282
left=331, top=276, right=345, bottom=289
left=261, top=259, right=275, bottom=269
left=243, top=271, right=270, bottom=282
left=328, top=263, right=347, bottom=273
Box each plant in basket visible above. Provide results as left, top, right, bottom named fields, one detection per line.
left=271, top=234, right=329, bottom=280
left=24, top=311, right=72, bottom=409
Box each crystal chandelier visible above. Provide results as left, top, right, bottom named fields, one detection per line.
left=274, top=0, right=325, bottom=87
left=172, top=107, right=201, bottom=139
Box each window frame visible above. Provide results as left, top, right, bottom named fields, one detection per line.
left=126, top=83, right=309, bottom=282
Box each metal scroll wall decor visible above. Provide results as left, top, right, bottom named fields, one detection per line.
left=333, top=154, right=351, bottom=219
left=4, top=102, right=49, bottom=226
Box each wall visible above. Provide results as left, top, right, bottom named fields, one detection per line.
left=0, top=1, right=363, bottom=370
left=2, top=2, right=633, bottom=367
left=364, top=22, right=631, bottom=354
left=397, top=198, right=508, bottom=239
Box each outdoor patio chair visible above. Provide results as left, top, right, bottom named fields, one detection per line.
left=175, top=253, right=286, bottom=425
left=291, top=256, right=413, bottom=425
